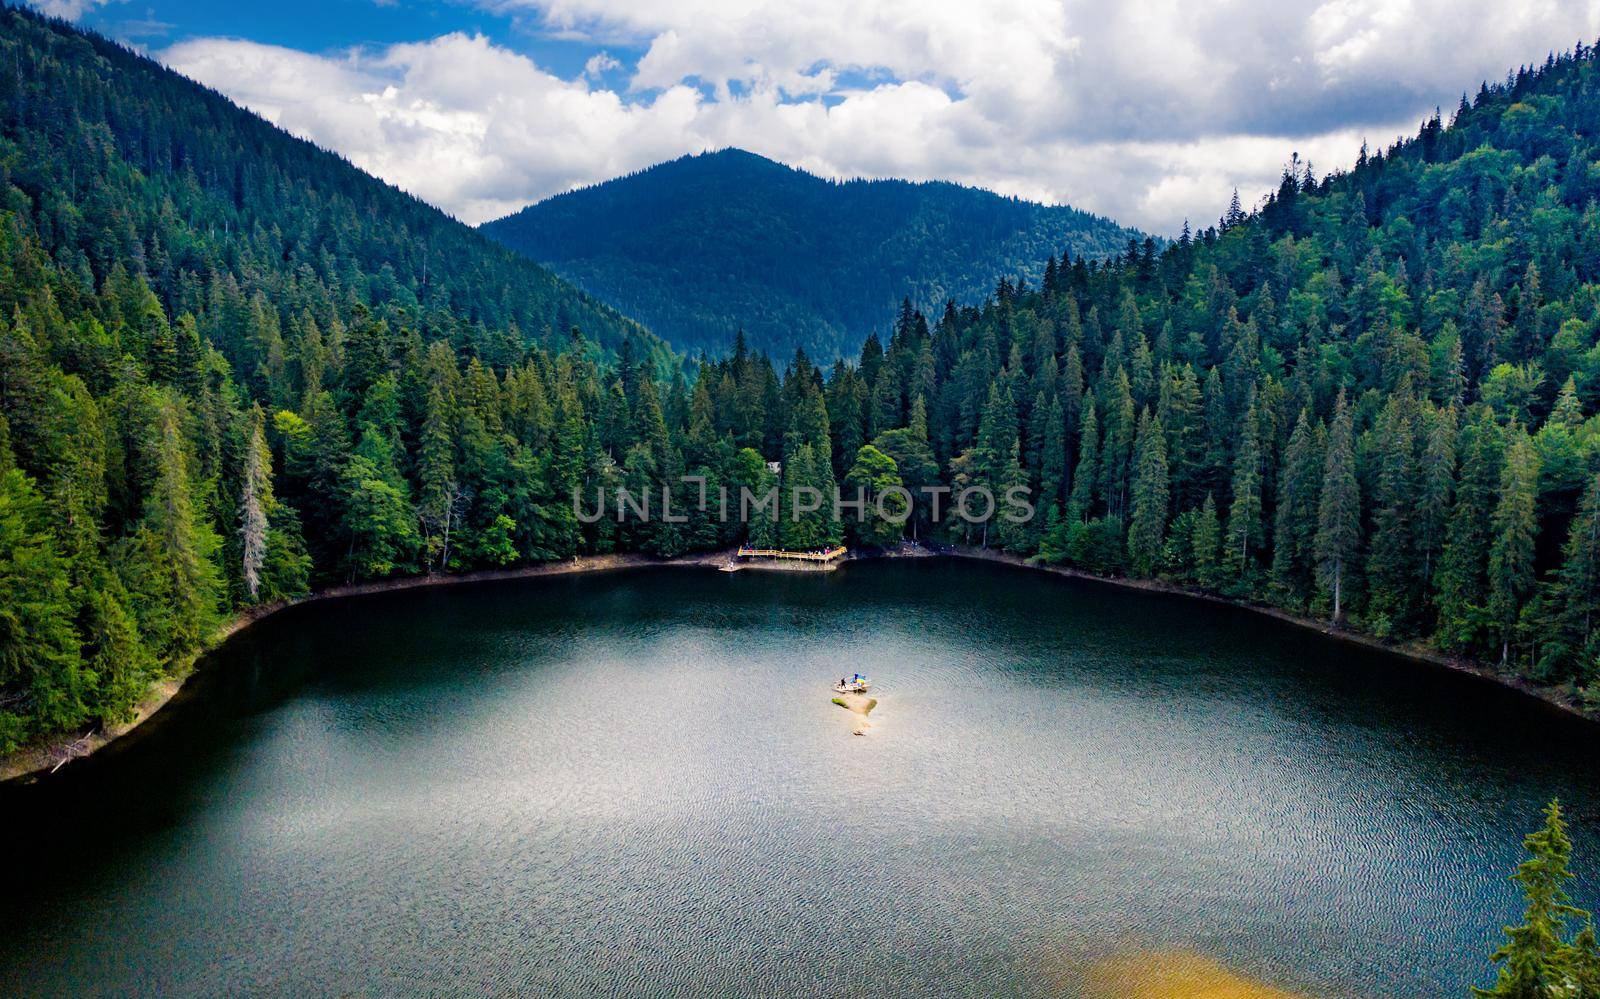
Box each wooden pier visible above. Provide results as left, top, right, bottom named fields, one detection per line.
left=735, top=546, right=847, bottom=562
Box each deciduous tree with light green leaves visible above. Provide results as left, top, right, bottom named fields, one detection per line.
left=843, top=444, right=907, bottom=550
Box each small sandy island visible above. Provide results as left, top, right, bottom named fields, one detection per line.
left=831, top=690, right=877, bottom=735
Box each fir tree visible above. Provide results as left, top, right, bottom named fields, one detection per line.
left=1269, top=409, right=1322, bottom=608
left=417, top=384, right=460, bottom=571
left=1069, top=399, right=1100, bottom=521
left=0, top=468, right=86, bottom=749
left=1316, top=392, right=1361, bottom=623
left=1489, top=429, right=1541, bottom=666
left=1223, top=394, right=1264, bottom=585
left=1039, top=394, right=1067, bottom=515
left=1127, top=410, right=1169, bottom=576
left=1477, top=800, right=1600, bottom=998
left=1436, top=409, right=1504, bottom=653
left=1192, top=493, right=1223, bottom=591
left=1366, top=393, right=1420, bottom=634
left=238, top=406, right=274, bottom=602
left=1547, top=474, right=1600, bottom=681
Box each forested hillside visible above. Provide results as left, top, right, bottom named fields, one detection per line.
left=8, top=0, right=1600, bottom=761
left=0, top=6, right=661, bottom=366
left=479, top=149, right=1141, bottom=360
left=0, top=4, right=666, bottom=752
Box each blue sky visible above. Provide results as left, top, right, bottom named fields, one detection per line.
left=66, top=0, right=628, bottom=77
left=39, top=1, right=1600, bottom=234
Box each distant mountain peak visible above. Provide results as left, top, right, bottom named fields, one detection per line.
left=482, top=154, right=1145, bottom=360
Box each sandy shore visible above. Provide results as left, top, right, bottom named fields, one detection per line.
left=831, top=690, right=877, bottom=735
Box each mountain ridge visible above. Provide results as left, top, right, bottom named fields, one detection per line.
left=481, top=148, right=1147, bottom=360
left=0, top=4, right=668, bottom=367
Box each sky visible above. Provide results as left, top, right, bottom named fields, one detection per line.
left=37, top=0, right=1600, bottom=235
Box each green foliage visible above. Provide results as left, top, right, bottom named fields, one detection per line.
left=0, top=7, right=659, bottom=366
left=1315, top=393, right=1361, bottom=621
left=1477, top=800, right=1600, bottom=998
left=482, top=149, right=1144, bottom=360
left=1127, top=410, right=1169, bottom=575
left=0, top=469, right=85, bottom=750
left=15, top=9, right=1600, bottom=754
left=843, top=445, right=907, bottom=550
left=1490, top=431, right=1542, bottom=662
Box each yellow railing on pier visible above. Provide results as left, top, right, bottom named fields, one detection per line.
left=736, top=546, right=847, bottom=562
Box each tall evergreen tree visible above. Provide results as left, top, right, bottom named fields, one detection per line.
left=1069, top=399, right=1100, bottom=521
left=1489, top=429, right=1541, bottom=666
left=238, top=406, right=274, bottom=603
left=1316, top=392, right=1361, bottom=623
left=1477, top=800, right=1600, bottom=998
left=1223, top=394, right=1264, bottom=585
left=1127, top=410, right=1169, bottom=576
left=1546, top=474, right=1600, bottom=682
left=1366, top=393, right=1420, bottom=634
left=1192, top=493, right=1223, bottom=591
left=1269, top=409, right=1323, bottom=608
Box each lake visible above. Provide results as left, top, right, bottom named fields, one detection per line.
left=2, top=558, right=1597, bottom=997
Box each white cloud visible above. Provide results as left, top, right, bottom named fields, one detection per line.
left=583, top=52, right=620, bottom=78
left=160, top=0, right=1600, bottom=233
left=29, top=0, right=120, bottom=20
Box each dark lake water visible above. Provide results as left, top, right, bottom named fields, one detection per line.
left=3, top=558, right=1599, bottom=997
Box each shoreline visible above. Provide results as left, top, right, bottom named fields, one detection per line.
left=0, top=549, right=735, bottom=783
left=6, top=541, right=1596, bottom=781
left=939, top=545, right=1600, bottom=732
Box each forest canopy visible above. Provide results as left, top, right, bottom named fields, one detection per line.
left=9, top=5, right=1600, bottom=761
left=480, top=148, right=1143, bottom=361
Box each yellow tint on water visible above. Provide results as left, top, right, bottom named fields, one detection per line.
left=1084, top=950, right=1316, bottom=999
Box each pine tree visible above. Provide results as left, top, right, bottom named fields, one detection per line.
left=81, top=570, right=155, bottom=724
left=1127, top=410, right=1169, bottom=576
left=417, top=384, right=460, bottom=571
left=1489, top=428, right=1541, bottom=666
left=1366, top=393, right=1420, bottom=634
left=1415, top=408, right=1457, bottom=586
left=994, top=438, right=1031, bottom=551
left=238, top=405, right=274, bottom=602
left=0, top=468, right=86, bottom=750
left=1192, top=493, right=1223, bottom=590
left=1316, top=392, right=1361, bottom=623
left=1269, top=409, right=1322, bottom=608
left=1098, top=368, right=1137, bottom=520
left=1476, top=800, right=1597, bottom=998
left=1547, top=473, right=1600, bottom=682
left=1159, top=363, right=1204, bottom=508
left=1435, top=408, right=1504, bottom=653
left=1069, top=399, right=1100, bottom=520
left=1039, top=394, right=1067, bottom=515
left=1223, top=393, right=1264, bottom=585
left=132, top=393, right=223, bottom=661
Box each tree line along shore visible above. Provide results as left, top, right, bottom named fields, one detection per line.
left=10, top=8, right=1600, bottom=783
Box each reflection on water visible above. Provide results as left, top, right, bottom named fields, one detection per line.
left=0, top=558, right=1596, bottom=997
